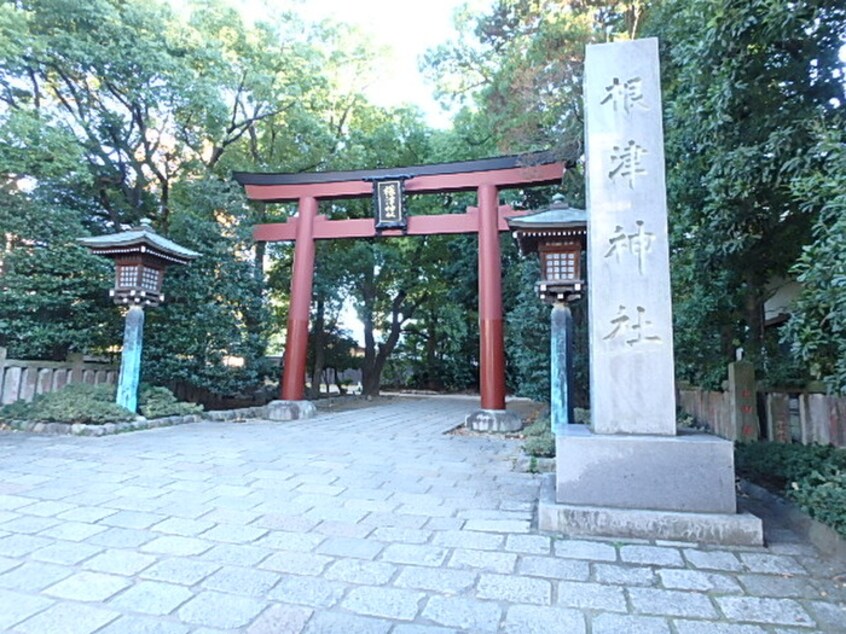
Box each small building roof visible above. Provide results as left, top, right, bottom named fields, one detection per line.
left=78, top=221, right=200, bottom=265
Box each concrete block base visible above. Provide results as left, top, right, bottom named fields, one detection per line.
left=266, top=400, right=316, bottom=421
left=465, top=409, right=522, bottom=432
left=539, top=474, right=763, bottom=546
left=555, top=426, right=737, bottom=513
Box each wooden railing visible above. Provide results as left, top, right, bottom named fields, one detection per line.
left=0, top=347, right=118, bottom=405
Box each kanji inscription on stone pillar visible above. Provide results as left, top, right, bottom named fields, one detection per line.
left=585, top=38, right=677, bottom=435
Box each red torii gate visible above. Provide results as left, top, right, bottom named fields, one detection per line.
left=234, top=153, right=565, bottom=419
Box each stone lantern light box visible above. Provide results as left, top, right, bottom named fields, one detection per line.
left=79, top=220, right=199, bottom=307
left=508, top=199, right=587, bottom=304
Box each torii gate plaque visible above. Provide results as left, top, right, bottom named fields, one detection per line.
left=234, top=153, right=565, bottom=426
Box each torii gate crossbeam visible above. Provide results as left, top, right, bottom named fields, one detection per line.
left=235, top=153, right=566, bottom=417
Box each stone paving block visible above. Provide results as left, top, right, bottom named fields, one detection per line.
left=802, top=599, right=846, bottom=631
left=101, top=510, right=167, bottom=529
left=362, top=512, right=428, bottom=529
left=201, top=543, right=272, bottom=566
left=43, top=570, right=130, bottom=601
left=254, top=513, right=320, bottom=533
left=344, top=498, right=398, bottom=514
left=305, top=505, right=368, bottom=524
left=592, top=613, right=671, bottom=634
left=258, top=530, right=327, bottom=552
left=715, top=596, right=815, bottom=627
left=683, top=549, right=744, bottom=572
left=448, top=548, right=517, bottom=574
left=261, top=551, right=334, bottom=576
left=342, top=585, right=425, bottom=620
left=424, top=517, right=465, bottom=531
left=0, top=533, right=52, bottom=555
left=381, top=543, right=449, bottom=567
left=108, top=580, right=193, bottom=615
left=659, top=569, right=743, bottom=593
left=201, top=565, right=280, bottom=596
left=463, top=518, right=530, bottom=533
left=593, top=563, right=657, bottom=586
left=201, top=508, right=263, bottom=525
left=0, top=555, right=18, bottom=574
left=303, top=611, right=391, bottom=634
left=313, top=521, right=374, bottom=539
left=432, top=529, right=504, bottom=551
left=247, top=603, right=313, bottom=634
left=12, top=499, right=72, bottom=516
left=629, top=587, right=719, bottom=619
left=504, top=534, right=552, bottom=555
left=735, top=573, right=825, bottom=600
left=621, top=545, right=685, bottom=567
left=517, top=555, right=590, bottom=581
left=556, top=580, right=628, bottom=612
left=315, top=536, right=385, bottom=560
left=140, top=557, right=221, bottom=585
left=0, top=515, right=60, bottom=533
left=476, top=572, right=551, bottom=605
left=739, top=552, right=808, bottom=575
left=673, top=620, right=768, bottom=634
left=177, top=590, right=267, bottom=629
left=86, top=527, right=156, bottom=549
left=421, top=595, right=502, bottom=632
left=268, top=574, right=348, bottom=607
left=553, top=538, right=617, bottom=562
left=0, top=494, right=36, bottom=511
left=369, top=527, right=431, bottom=544
left=392, top=625, right=460, bottom=634
left=200, top=523, right=268, bottom=544
left=502, top=604, right=585, bottom=634
left=38, top=520, right=108, bottom=542
left=0, top=560, right=72, bottom=591
left=149, top=517, right=216, bottom=536
left=97, top=615, right=191, bottom=634
left=29, top=539, right=102, bottom=565
left=394, top=565, right=477, bottom=594
left=0, top=588, right=54, bottom=630
left=55, top=506, right=118, bottom=523
left=324, top=558, right=397, bottom=585
left=13, top=601, right=119, bottom=634
left=82, top=548, right=157, bottom=576
left=140, top=535, right=214, bottom=556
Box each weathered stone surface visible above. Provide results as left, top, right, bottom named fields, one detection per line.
left=465, top=409, right=522, bottom=433
left=554, top=428, right=738, bottom=514
left=539, top=474, right=763, bottom=545
left=266, top=400, right=316, bottom=421
left=585, top=38, right=676, bottom=436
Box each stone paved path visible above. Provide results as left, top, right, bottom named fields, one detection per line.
left=0, top=396, right=844, bottom=633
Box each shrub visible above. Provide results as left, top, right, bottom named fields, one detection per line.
left=139, top=386, right=203, bottom=419
left=0, top=383, right=134, bottom=424
left=736, top=441, right=846, bottom=538
left=523, top=418, right=555, bottom=458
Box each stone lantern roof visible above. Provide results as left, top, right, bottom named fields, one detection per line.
left=507, top=200, right=587, bottom=257
left=78, top=220, right=200, bottom=265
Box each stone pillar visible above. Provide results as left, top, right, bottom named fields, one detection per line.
left=585, top=38, right=676, bottom=436
left=550, top=303, right=574, bottom=435
left=116, top=305, right=144, bottom=413
left=728, top=360, right=759, bottom=441
left=539, top=38, right=762, bottom=546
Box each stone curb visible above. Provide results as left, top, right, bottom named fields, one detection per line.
left=513, top=455, right=556, bottom=473
left=0, top=405, right=271, bottom=437
left=740, top=479, right=846, bottom=561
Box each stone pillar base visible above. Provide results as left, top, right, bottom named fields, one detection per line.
left=266, top=400, right=316, bottom=421
left=465, top=409, right=522, bottom=433
left=538, top=474, right=763, bottom=546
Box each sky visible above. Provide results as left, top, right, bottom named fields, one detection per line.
left=254, top=0, right=489, bottom=128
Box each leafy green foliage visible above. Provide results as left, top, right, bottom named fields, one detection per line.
left=0, top=383, right=134, bottom=424
left=522, top=417, right=555, bottom=458
left=736, top=441, right=846, bottom=537
left=139, top=385, right=202, bottom=419
left=783, top=129, right=846, bottom=394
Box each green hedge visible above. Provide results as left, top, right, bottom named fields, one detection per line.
left=736, top=442, right=846, bottom=538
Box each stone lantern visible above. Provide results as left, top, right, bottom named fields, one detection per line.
left=508, top=197, right=587, bottom=433
left=79, top=220, right=199, bottom=412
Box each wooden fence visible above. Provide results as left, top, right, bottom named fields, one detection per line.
left=0, top=347, right=118, bottom=406
left=679, top=387, right=846, bottom=448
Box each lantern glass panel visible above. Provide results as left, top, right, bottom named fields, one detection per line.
left=117, top=265, right=139, bottom=288
left=141, top=267, right=161, bottom=292
left=541, top=243, right=581, bottom=281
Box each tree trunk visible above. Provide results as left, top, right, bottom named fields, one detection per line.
left=308, top=295, right=326, bottom=399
